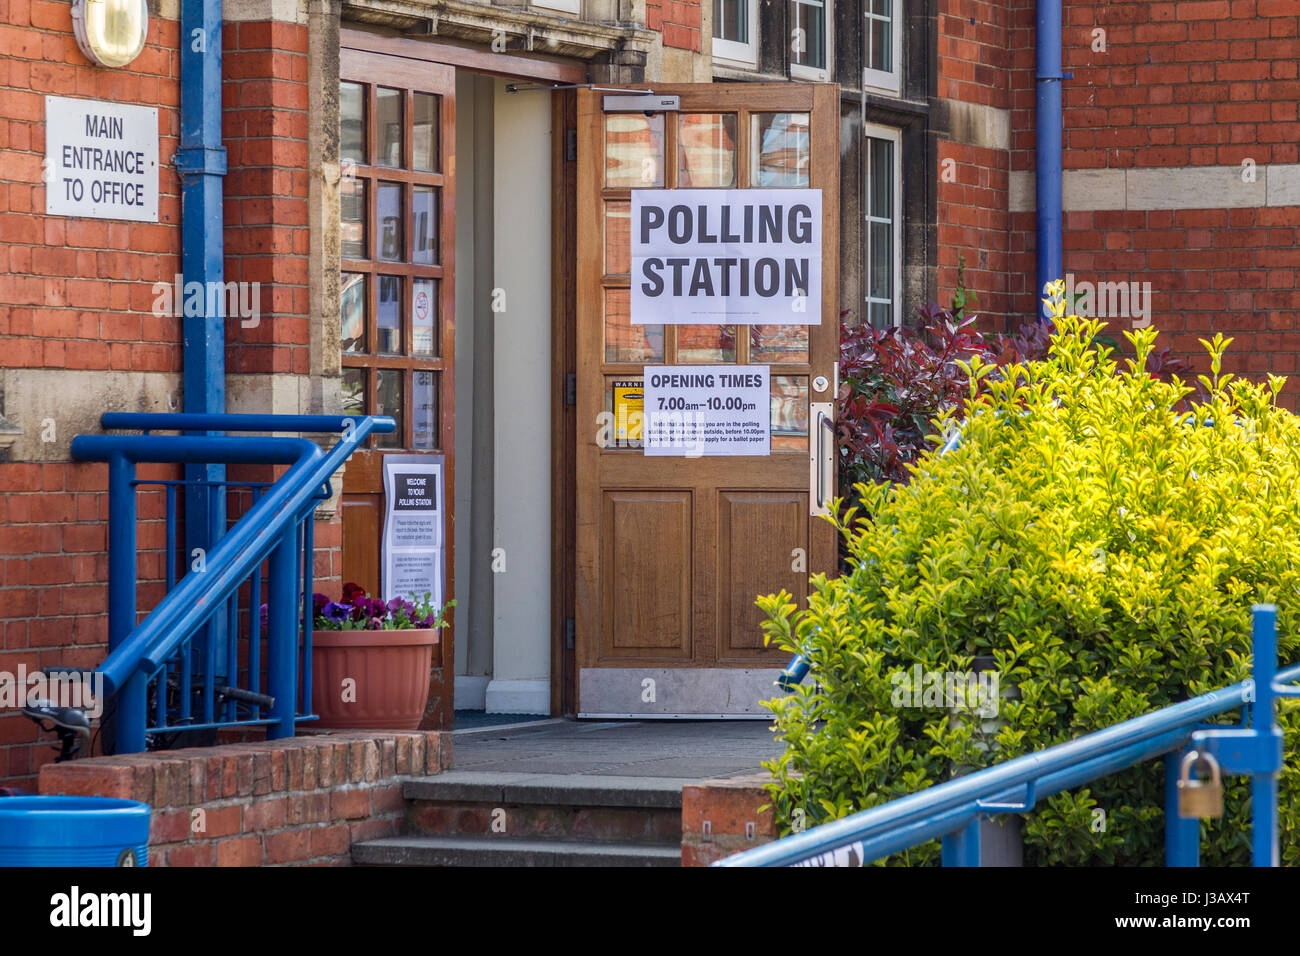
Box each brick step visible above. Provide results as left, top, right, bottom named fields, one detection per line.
left=353, top=835, right=681, bottom=867
left=401, top=772, right=687, bottom=846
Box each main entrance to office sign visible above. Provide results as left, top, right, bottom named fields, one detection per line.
left=574, top=83, right=841, bottom=717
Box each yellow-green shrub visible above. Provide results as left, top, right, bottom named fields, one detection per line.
left=760, top=296, right=1300, bottom=865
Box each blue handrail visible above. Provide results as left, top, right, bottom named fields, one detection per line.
left=719, top=605, right=1298, bottom=867
left=70, top=413, right=395, bottom=753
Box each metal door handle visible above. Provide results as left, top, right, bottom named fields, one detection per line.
left=810, top=402, right=834, bottom=516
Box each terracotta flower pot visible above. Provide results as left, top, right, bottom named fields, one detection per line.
left=310, top=628, right=440, bottom=730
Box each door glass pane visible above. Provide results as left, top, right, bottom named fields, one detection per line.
left=750, top=325, right=809, bottom=363
left=412, top=279, right=436, bottom=356
left=678, top=114, right=737, bottom=188
left=340, top=82, right=365, bottom=166
left=605, top=287, right=663, bottom=363
left=377, top=87, right=403, bottom=168
left=377, top=182, right=403, bottom=262
left=771, top=375, right=809, bottom=451
left=340, top=273, right=366, bottom=353
left=375, top=369, right=404, bottom=448
left=605, top=114, right=665, bottom=188
left=413, top=93, right=437, bottom=172
left=605, top=377, right=644, bottom=449
left=340, top=179, right=366, bottom=259
left=751, top=113, right=811, bottom=187
left=413, top=186, right=438, bottom=265
left=677, top=325, right=737, bottom=363
left=413, top=371, right=437, bottom=449
left=605, top=201, right=630, bottom=276
left=341, top=367, right=365, bottom=417
left=377, top=275, right=401, bottom=354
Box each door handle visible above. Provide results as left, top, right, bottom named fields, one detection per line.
left=810, top=401, right=834, bottom=517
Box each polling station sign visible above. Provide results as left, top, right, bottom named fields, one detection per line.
left=642, top=366, right=770, bottom=457
left=45, top=96, right=159, bottom=223
left=631, top=189, right=822, bottom=326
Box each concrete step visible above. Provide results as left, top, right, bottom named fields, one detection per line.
left=402, top=772, right=686, bottom=846
left=352, top=835, right=681, bottom=867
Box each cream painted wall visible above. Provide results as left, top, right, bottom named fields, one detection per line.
left=488, top=79, right=552, bottom=714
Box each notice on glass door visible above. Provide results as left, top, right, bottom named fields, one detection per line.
left=642, top=365, right=770, bottom=457
left=381, top=454, right=445, bottom=608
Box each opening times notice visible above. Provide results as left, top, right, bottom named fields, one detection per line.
left=642, top=365, right=770, bottom=457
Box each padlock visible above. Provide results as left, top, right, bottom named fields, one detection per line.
left=1176, top=750, right=1224, bottom=819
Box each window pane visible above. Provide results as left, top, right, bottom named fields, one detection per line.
left=413, top=371, right=437, bottom=449
left=412, top=279, right=437, bottom=356
left=340, top=82, right=365, bottom=166
left=791, top=0, right=826, bottom=70
left=378, top=275, right=401, bottom=354
left=677, top=325, right=737, bottom=363
left=605, top=287, right=663, bottom=363
left=870, top=221, right=892, bottom=299
left=713, top=0, right=748, bottom=42
left=341, top=367, right=365, bottom=418
left=870, top=19, right=892, bottom=73
left=341, top=273, right=366, bottom=353
left=771, top=375, right=809, bottom=451
left=605, top=114, right=664, bottom=188
left=606, top=377, right=645, bottom=449
left=340, top=178, right=366, bottom=259
left=413, top=93, right=437, bottom=172
left=377, top=87, right=403, bottom=168
left=413, top=186, right=438, bottom=265
left=605, top=201, right=630, bottom=275
left=869, top=137, right=893, bottom=219
left=751, top=113, right=810, bottom=187
left=750, top=325, right=809, bottom=363
left=678, top=114, right=737, bottom=188
left=375, top=369, right=404, bottom=448
left=377, top=182, right=403, bottom=262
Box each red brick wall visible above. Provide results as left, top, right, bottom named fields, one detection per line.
left=648, top=0, right=702, bottom=52
left=39, top=731, right=451, bottom=866
left=681, top=773, right=776, bottom=866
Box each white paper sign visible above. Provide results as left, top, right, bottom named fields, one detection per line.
left=381, top=455, right=445, bottom=609
left=631, top=188, right=821, bottom=325
left=44, top=96, right=159, bottom=222
left=642, top=365, right=770, bottom=457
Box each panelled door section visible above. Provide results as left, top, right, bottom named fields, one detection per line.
left=337, top=45, right=456, bottom=729
left=575, top=83, right=840, bottom=717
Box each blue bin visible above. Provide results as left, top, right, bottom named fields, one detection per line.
left=0, top=796, right=150, bottom=867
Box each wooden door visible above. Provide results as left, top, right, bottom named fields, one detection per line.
left=337, top=49, right=456, bottom=729
left=575, top=84, right=840, bottom=717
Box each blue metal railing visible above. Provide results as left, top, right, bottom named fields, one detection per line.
left=720, top=605, right=1299, bottom=867
left=70, top=413, right=395, bottom=754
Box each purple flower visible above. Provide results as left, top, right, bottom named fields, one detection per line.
left=321, top=601, right=352, bottom=624
left=366, top=616, right=384, bottom=630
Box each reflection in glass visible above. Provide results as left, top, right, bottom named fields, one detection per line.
left=412, top=279, right=436, bottom=356
left=340, top=82, right=365, bottom=166
left=771, top=375, right=809, bottom=451
left=341, top=367, right=365, bottom=418
left=413, top=371, right=437, bottom=449
left=605, top=114, right=664, bottom=188
left=375, top=369, right=404, bottom=448
left=751, top=113, right=811, bottom=187
left=750, top=325, right=809, bottom=363
left=413, top=93, right=437, bottom=171
left=377, top=88, right=402, bottom=167
left=340, top=179, right=366, bottom=260
left=340, top=273, right=366, bottom=353
left=604, top=288, right=663, bottom=363
left=413, top=187, right=437, bottom=265
left=790, top=0, right=826, bottom=70
left=377, top=182, right=403, bottom=261
left=378, top=275, right=401, bottom=354
left=677, top=325, right=737, bottom=363
left=713, top=0, right=748, bottom=42
left=605, top=202, right=630, bottom=275
left=678, top=114, right=737, bottom=187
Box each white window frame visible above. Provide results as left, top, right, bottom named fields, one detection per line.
left=863, top=123, right=903, bottom=328
left=863, top=0, right=903, bottom=96
left=532, top=0, right=581, bottom=14
left=790, top=0, right=833, bottom=83
left=712, top=0, right=758, bottom=69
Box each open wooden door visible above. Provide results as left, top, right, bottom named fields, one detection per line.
left=337, top=46, right=456, bottom=728
left=574, top=83, right=839, bottom=717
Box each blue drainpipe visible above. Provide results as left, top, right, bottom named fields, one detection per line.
left=1036, top=0, right=1064, bottom=322
left=171, top=0, right=229, bottom=734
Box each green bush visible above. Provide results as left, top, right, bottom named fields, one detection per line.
left=759, top=295, right=1300, bottom=865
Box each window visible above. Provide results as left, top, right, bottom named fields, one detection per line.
left=864, top=0, right=902, bottom=94
left=713, top=0, right=757, bottom=67
left=790, top=0, right=830, bottom=82
left=532, top=0, right=580, bottom=13
left=863, top=125, right=902, bottom=327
